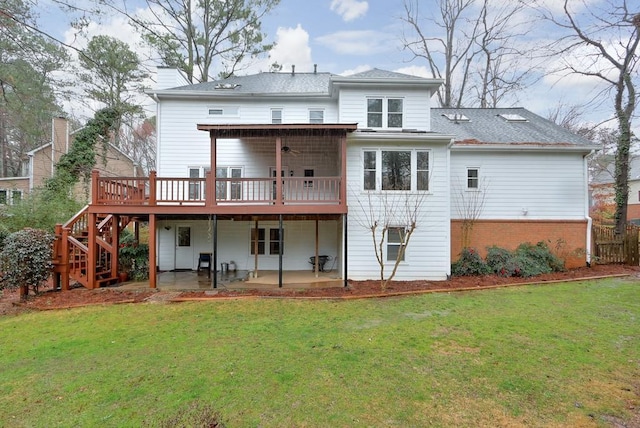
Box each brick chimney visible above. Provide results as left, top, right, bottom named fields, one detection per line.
left=51, top=117, right=69, bottom=168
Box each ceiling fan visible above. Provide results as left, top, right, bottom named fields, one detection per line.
left=281, top=145, right=301, bottom=156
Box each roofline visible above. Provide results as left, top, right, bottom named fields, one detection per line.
left=451, top=143, right=598, bottom=153
left=27, top=142, right=52, bottom=156
left=147, top=90, right=332, bottom=99
left=331, top=75, right=444, bottom=89
left=197, top=123, right=358, bottom=138
left=349, top=130, right=454, bottom=143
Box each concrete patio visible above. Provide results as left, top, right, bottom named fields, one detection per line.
left=117, top=269, right=344, bottom=291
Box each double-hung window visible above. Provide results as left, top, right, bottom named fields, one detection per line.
left=250, top=228, right=283, bottom=255
left=387, top=227, right=406, bottom=261
left=363, top=149, right=430, bottom=191
left=216, top=167, right=243, bottom=200
left=367, top=98, right=403, bottom=128
left=271, top=108, right=282, bottom=124
left=467, top=168, right=479, bottom=189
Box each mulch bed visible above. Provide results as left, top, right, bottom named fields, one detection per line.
left=1, top=264, right=639, bottom=315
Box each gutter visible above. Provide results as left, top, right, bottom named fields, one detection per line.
left=584, top=150, right=595, bottom=266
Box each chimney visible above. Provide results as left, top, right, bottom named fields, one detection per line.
left=52, top=116, right=69, bottom=166
left=314, top=64, right=317, bottom=74
left=291, top=64, right=295, bottom=75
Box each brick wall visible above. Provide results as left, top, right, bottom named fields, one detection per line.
left=451, top=219, right=589, bottom=268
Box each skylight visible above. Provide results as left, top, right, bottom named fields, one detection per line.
left=498, top=113, right=528, bottom=122
left=442, top=113, right=470, bottom=122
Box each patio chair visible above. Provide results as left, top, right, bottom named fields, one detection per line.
left=197, top=253, right=212, bottom=278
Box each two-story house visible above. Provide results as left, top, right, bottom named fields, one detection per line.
left=52, top=67, right=596, bottom=290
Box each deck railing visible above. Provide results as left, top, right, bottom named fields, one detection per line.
left=92, top=170, right=343, bottom=207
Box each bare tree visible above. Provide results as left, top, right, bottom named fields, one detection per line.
left=534, top=0, right=639, bottom=234
left=453, top=177, right=488, bottom=248
left=401, top=0, right=535, bottom=108
left=353, top=190, right=427, bottom=290
left=104, top=0, right=280, bottom=83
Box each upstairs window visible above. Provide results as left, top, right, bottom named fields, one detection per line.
left=367, top=98, right=403, bottom=128
left=271, top=108, right=282, bottom=124
left=309, top=109, right=324, bottom=124
left=382, top=151, right=411, bottom=190
left=363, top=151, right=377, bottom=190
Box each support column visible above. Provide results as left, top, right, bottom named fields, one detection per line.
left=275, top=137, right=283, bottom=205
left=112, top=215, right=120, bottom=281
left=87, top=212, right=97, bottom=289
left=213, top=214, right=218, bottom=289
left=344, top=214, right=348, bottom=288
left=340, top=134, right=347, bottom=208
left=253, top=218, right=259, bottom=278
left=210, top=132, right=218, bottom=206
left=149, top=214, right=157, bottom=288
left=314, top=218, right=319, bottom=277
left=278, top=214, right=283, bottom=288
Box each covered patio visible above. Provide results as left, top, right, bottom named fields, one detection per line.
left=118, top=269, right=344, bottom=291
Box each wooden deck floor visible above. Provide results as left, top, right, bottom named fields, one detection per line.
left=118, top=269, right=344, bottom=291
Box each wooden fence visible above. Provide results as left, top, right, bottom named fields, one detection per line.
left=592, top=224, right=640, bottom=265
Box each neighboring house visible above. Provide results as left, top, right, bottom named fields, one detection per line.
left=53, top=67, right=596, bottom=290
left=0, top=117, right=140, bottom=205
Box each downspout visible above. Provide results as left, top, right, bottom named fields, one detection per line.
left=584, top=150, right=595, bottom=267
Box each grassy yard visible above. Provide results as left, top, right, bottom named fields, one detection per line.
left=1, top=278, right=638, bottom=427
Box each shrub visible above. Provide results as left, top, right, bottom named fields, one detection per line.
left=119, top=230, right=149, bottom=281
left=0, top=224, right=9, bottom=252
left=451, top=247, right=492, bottom=276
left=516, top=241, right=565, bottom=274
left=485, top=246, right=514, bottom=277
left=0, top=228, right=54, bottom=299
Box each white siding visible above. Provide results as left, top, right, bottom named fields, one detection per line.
left=157, top=98, right=338, bottom=176
left=338, top=87, right=432, bottom=130
left=450, top=150, right=588, bottom=220
left=346, top=138, right=450, bottom=281
left=156, top=68, right=190, bottom=90
left=156, top=219, right=340, bottom=272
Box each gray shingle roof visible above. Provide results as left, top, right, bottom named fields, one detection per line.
left=341, top=68, right=426, bottom=80
left=169, top=72, right=333, bottom=95
left=433, top=108, right=597, bottom=147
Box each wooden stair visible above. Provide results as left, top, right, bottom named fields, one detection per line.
left=52, top=206, right=134, bottom=290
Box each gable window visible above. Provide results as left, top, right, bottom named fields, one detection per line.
left=309, top=109, right=324, bottom=124
left=271, top=108, right=282, bottom=124
left=367, top=98, right=403, bottom=128
left=250, top=228, right=283, bottom=255
left=387, top=227, right=406, bottom=261
left=363, top=149, right=430, bottom=191
left=467, top=168, right=479, bottom=189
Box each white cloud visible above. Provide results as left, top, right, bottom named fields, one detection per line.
left=330, top=0, right=369, bottom=22
left=264, top=24, right=314, bottom=72
left=316, top=30, right=397, bottom=55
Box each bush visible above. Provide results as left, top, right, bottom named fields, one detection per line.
left=485, top=246, right=514, bottom=277
left=0, top=224, right=9, bottom=252
left=451, top=247, right=492, bottom=276
left=0, top=228, right=54, bottom=298
left=516, top=241, right=565, bottom=274
left=119, top=230, right=149, bottom=281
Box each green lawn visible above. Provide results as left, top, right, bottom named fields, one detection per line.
left=1, top=278, right=638, bottom=427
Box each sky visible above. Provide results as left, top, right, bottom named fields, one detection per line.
left=35, top=0, right=634, bottom=132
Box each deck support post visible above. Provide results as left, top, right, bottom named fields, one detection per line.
left=213, top=214, right=218, bottom=289
left=253, top=218, right=259, bottom=278
left=278, top=214, right=283, bottom=288
left=314, top=218, right=319, bottom=277
left=275, top=137, right=283, bottom=205
left=344, top=214, right=348, bottom=287
left=112, top=215, right=120, bottom=282
left=87, top=212, right=97, bottom=289
left=149, top=214, right=157, bottom=288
